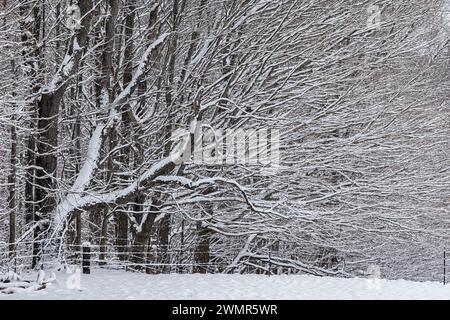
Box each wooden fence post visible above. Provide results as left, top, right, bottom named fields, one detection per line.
left=444, top=249, right=446, bottom=286
left=82, top=242, right=91, bottom=274
left=268, top=250, right=271, bottom=277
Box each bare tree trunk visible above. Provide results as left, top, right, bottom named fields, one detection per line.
left=193, top=222, right=211, bottom=273
left=98, top=209, right=108, bottom=265
left=33, top=91, right=63, bottom=268
left=157, top=214, right=170, bottom=273
left=24, top=136, right=35, bottom=224
left=116, top=0, right=132, bottom=263
left=193, top=201, right=213, bottom=273
left=66, top=82, right=83, bottom=253
left=8, top=117, right=17, bottom=258
left=153, top=0, right=184, bottom=274
left=131, top=195, right=159, bottom=270
left=91, top=0, right=120, bottom=262
left=32, top=0, right=93, bottom=268
left=18, top=0, right=40, bottom=233
left=74, top=112, right=82, bottom=251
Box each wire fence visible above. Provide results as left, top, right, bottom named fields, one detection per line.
left=0, top=239, right=339, bottom=276
left=1, top=239, right=445, bottom=283
left=0, top=240, right=236, bottom=274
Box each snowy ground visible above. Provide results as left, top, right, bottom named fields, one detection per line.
left=1, top=269, right=450, bottom=300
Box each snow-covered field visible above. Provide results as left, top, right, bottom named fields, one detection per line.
left=1, top=269, right=450, bottom=300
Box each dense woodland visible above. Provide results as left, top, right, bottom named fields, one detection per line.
left=0, top=0, right=448, bottom=281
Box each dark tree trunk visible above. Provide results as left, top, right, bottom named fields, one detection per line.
left=116, top=0, right=132, bottom=263
left=193, top=222, right=212, bottom=274
left=24, top=136, right=35, bottom=224
left=98, top=209, right=108, bottom=265
left=8, top=118, right=17, bottom=258
left=32, top=93, right=61, bottom=268
left=131, top=195, right=160, bottom=270
left=157, top=214, right=171, bottom=273
left=193, top=203, right=213, bottom=273
left=19, top=0, right=41, bottom=226
left=32, top=0, right=93, bottom=268
left=74, top=114, right=82, bottom=252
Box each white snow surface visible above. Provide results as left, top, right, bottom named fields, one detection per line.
left=1, top=270, right=450, bottom=300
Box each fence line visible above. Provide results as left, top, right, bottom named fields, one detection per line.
left=0, top=239, right=325, bottom=276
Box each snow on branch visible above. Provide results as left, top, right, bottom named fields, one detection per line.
left=51, top=33, right=170, bottom=235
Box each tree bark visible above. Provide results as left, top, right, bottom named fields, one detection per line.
left=32, top=0, right=93, bottom=268
left=8, top=118, right=17, bottom=258
left=131, top=195, right=160, bottom=270
left=193, top=201, right=213, bottom=273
